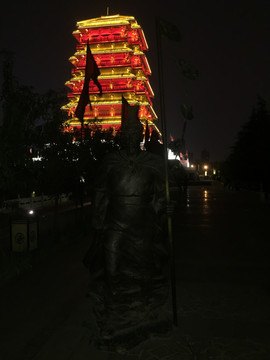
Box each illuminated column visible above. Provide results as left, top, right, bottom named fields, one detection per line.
left=62, top=14, right=159, bottom=134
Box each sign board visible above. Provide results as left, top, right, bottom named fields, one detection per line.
left=11, top=218, right=39, bottom=252
left=11, top=221, right=28, bottom=252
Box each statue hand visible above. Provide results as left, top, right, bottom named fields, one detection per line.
left=166, top=201, right=177, bottom=217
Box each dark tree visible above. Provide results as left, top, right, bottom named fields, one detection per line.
left=224, top=96, right=270, bottom=195
left=0, top=52, right=43, bottom=200
left=168, top=138, right=185, bottom=159
left=0, top=52, right=121, bottom=204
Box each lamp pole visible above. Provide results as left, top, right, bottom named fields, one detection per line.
left=155, top=16, right=178, bottom=327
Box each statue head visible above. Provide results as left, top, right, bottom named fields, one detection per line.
left=121, top=105, right=143, bottom=155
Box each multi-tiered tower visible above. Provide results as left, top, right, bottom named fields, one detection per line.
left=62, top=14, right=159, bottom=133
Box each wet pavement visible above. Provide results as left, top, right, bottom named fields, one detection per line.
left=0, top=181, right=270, bottom=359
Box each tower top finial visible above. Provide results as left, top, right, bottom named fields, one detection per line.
left=107, top=7, right=109, bottom=16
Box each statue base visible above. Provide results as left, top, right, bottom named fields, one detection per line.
left=95, top=316, right=173, bottom=353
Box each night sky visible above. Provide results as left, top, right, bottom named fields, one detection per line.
left=1, top=0, right=270, bottom=161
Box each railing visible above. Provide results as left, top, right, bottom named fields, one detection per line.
left=1, top=194, right=72, bottom=213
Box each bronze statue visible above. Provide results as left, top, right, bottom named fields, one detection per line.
left=84, top=107, right=172, bottom=351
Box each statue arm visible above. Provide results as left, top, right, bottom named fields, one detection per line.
left=152, top=167, right=166, bottom=216
left=152, top=162, right=178, bottom=219
left=91, top=161, right=110, bottom=231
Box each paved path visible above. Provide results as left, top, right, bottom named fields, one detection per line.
left=174, top=182, right=270, bottom=359
left=0, top=182, right=269, bottom=359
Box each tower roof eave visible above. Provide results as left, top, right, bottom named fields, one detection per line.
left=76, top=15, right=141, bottom=29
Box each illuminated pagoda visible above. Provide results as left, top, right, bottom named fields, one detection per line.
left=62, top=14, right=159, bottom=134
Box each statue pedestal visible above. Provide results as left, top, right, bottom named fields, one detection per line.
left=95, top=316, right=173, bottom=352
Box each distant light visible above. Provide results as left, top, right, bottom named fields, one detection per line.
left=32, top=156, right=42, bottom=161
left=204, top=165, right=208, bottom=170
left=191, top=164, right=194, bottom=168
left=28, top=210, right=34, bottom=215
left=167, top=148, right=180, bottom=161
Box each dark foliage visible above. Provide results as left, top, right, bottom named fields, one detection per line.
left=0, top=54, right=120, bottom=203
left=223, top=96, right=270, bottom=193
left=168, top=138, right=185, bottom=158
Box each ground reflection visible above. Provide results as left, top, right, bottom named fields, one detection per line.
left=202, top=189, right=209, bottom=215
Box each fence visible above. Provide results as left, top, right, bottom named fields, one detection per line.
left=1, top=193, right=72, bottom=213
